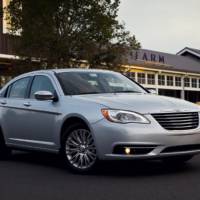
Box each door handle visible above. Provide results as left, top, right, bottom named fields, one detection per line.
left=0, top=100, right=7, bottom=105
left=23, top=102, right=31, bottom=107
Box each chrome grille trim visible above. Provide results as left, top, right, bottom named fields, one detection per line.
left=152, top=112, right=199, bottom=130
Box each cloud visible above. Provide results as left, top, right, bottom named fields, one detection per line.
left=118, top=0, right=200, bottom=53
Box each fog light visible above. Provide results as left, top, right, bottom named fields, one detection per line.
left=125, top=147, right=131, bottom=155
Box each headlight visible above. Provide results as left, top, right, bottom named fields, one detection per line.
left=101, top=109, right=150, bottom=124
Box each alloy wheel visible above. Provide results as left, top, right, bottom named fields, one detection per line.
left=65, top=129, right=97, bottom=170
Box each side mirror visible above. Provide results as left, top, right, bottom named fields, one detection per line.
left=34, top=91, right=58, bottom=101
left=148, top=89, right=157, bottom=95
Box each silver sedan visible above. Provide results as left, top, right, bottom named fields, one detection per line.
left=0, top=69, right=200, bottom=173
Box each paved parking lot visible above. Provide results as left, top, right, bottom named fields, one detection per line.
left=0, top=151, right=200, bottom=200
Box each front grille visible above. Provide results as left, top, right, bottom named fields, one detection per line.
left=152, top=112, right=199, bottom=130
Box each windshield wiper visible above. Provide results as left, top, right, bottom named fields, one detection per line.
left=78, top=92, right=100, bottom=95
left=114, top=91, right=142, bottom=93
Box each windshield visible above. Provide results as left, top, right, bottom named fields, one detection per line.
left=56, top=71, right=147, bottom=95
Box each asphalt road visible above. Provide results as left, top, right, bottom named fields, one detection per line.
left=0, top=151, right=200, bottom=200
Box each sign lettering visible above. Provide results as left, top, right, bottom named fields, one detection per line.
left=133, top=51, right=165, bottom=64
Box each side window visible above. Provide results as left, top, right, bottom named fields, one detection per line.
left=9, top=77, right=30, bottom=99
left=30, top=75, right=55, bottom=99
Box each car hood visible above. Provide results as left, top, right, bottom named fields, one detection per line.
left=74, top=93, right=200, bottom=114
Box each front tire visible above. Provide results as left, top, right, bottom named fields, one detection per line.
left=61, top=123, right=97, bottom=173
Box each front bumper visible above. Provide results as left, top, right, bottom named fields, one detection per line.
left=91, top=115, right=200, bottom=160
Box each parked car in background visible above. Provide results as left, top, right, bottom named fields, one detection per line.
left=0, top=69, right=200, bottom=173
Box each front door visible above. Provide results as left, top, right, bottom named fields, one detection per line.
left=5, top=75, right=60, bottom=150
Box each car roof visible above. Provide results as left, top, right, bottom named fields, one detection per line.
left=51, top=68, right=115, bottom=74
left=19, top=68, right=116, bottom=77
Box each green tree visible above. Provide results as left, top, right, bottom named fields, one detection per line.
left=6, top=0, right=140, bottom=71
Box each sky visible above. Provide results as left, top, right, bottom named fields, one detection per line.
left=118, top=0, right=200, bottom=54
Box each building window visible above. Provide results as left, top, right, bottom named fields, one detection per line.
left=126, top=72, right=135, bottom=81
left=167, top=76, right=173, bottom=86
left=184, top=78, right=190, bottom=87
left=137, top=73, right=146, bottom=84
left=192, top=78, right=197, bottom=88
left=158, top=75, right=165, bottom=85
left=124, top=72, right=129, bottom=77
left=175, top=77, right=181, bottom=87
left=147, top=74, right=155, bottom=85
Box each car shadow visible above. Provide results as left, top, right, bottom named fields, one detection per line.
left=93, top=160, right=195, bottom=177
left=6, top=150, right=198, bottom=177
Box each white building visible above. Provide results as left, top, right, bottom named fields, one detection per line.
left=124, top=47, right=200, bottom=103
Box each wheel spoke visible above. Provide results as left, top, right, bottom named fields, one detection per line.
left=81, top=130, right=87, bottom=144
left=87, top=150, right=96, bottom=159
left=72, top=132, right=81, bottom=144
left=66, top=138, right=79, bottom=147
left=87, top=135, right=93, bottom=144
left=70, top=153, right=79, bottom=164
left=84, top=154, right=90, bottom=166
left=79, top=154, right=84, bottom=168
left=79, top=130, right=85, bottom=143
left=66, top=147, right=79, bottom=153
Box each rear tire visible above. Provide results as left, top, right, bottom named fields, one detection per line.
left=162, top=155, right=194, bottom=164
left=61, top=123, right=98, bottom=173
left=0, top=134, right=11, bottom=160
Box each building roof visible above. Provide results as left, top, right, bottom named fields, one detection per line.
left=177, top=47, right=200, bottom=58
left=125, top=49, right=200, bottom=74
